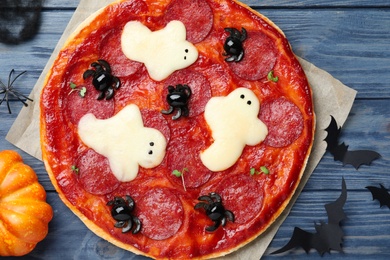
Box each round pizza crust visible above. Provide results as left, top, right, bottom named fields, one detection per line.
left=40, top=0, right=315, bottom=259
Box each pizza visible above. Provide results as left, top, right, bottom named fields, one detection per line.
left=40, top=0, right=315, bottom=259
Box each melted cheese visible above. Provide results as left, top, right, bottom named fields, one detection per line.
left=121, top=20, right=198, bottom=81
left=200, top=88, right=268, bottom=171
left=78, top=104, right=167, bottom=182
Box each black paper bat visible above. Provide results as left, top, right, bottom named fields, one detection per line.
left=272, top=178, right=347, bottom=256
left=324, top=115, right=381, bottom=169
left=366, top=184, right=390, bottom=209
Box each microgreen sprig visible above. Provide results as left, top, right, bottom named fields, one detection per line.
left=172, top=168, right=188, bottom=191
left=71, top=165, right=79, bottom=174
left=69, top=82, right=87, bottom=98
left=250, top=166, right=269, bottom=176
left=267, top=70, right=279, bottom=82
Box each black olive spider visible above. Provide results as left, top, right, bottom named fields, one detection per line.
left=83, top=59, right=120, bottom=100
left=195, top=192, right=235, bottom=232
left=107, top=195, right=141, bottom=234
left=223, top=27, right=247, bottom=62
left=161, top=84, right=192, bottom=120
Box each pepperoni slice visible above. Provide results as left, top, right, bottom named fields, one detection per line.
left=115, top=0, right=149, bottom=16
left=162, top=69, right=211, bottom=118
left=137, top=187, right=184, bottom=240
left=259, top=97, right=304, bottom=147
left=64, top=80, right=115, bottom=125
left=76, top=149, right=120, bottom=195
left=141, top=109, right=171, bottom=142
left=216, top=174, right=264, bottom=224
left=164, top=0, right=213, bottom=43
left=166, top=119, right=212, bottom=189
left=228, top=32, right=277, bottom=81
left=100, top=28, right=142, bottom=77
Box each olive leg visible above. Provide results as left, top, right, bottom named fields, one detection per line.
left=172, top=108, right=182, bottom=120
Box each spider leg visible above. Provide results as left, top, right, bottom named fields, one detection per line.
left=225, top=210, right=235, bottom=223
left=125, top=195, right=135, bottom=209
left=221, top=217, right=227, bottom=227
left=121, top=220, right=133, bottom=233
left=240, top=27, right=247, bottom=41
left=224, top=28, right=241, bottom=39
left=83, top=69, right=95, bottom=79
left=236, top=52, right=244, bottom=62
left=210, top=192, right=222, bottom=202
left=0, top=78, right=7, bottom=90
left=6, top=92, right=11, bottom=114
left=7, top=90, right=31, bottom=107
left=0, top=94, right=6, bottom=109
left=8, top=70, right=26, bottom=87
left=115, top=221, right=126, bottom=228
left=105, top=87, right=114, bottom=100
left=97, top=91, right=105, bottom=100
left=132, top=216, right=142, bottom=234
left=225, top=55, right=237, bottom=62
left=182, top=106, right=189, bottom=117
left=172, top=108, right=182, bottom=120
left=194, top=202, right=208, bottom=210
left=98, top=59, right=112, bottom=73
left=184, top=85, right=191, bottom=98
left=206, top=220, right=221, bottom=232
left=161, top=106, right=174, bottom=115
left=198, top=195, right=214, bottom=204
left=10, top=89, right=33, bottom=102
left=113, top=77, right=120, bottom=89
left=91, top=62, right=102, bottom=70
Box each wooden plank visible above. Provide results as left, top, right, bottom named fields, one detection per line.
left=0, top=1, right=389, bottom=259
left=42, top=0, right=390, bottom=9
left=1, top=9, right=389, bottom=99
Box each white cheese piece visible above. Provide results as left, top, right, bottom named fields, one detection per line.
left=121, top=20, right=198, bottom=81
left=200, top=88, right=268, bottom=171
left=78, top=104, right=167, bottom=182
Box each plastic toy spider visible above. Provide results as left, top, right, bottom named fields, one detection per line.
left=0, top=69, right=33, bottom=114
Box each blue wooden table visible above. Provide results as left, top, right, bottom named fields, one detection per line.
left=1, top=0, right=389, bottom=259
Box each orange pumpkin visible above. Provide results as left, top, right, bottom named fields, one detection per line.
left=0, top=150, right=53, bottom=256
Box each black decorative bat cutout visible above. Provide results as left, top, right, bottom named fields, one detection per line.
left=272, top=178, right=347, bottom=256
left=366, top=184, right=390, bottom=209
left=324, top=115, right=381, bottom=169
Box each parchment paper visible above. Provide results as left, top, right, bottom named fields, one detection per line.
left=6, top=0, right=357, bottom=259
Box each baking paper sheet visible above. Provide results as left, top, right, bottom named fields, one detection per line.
left=6, top=0, right=357, bottom=259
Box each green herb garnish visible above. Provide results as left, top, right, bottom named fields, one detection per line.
left=172, top=168, right=188, bottom=191
left=69, top=82, right=87, bottom=98
left=260, top=166, right=269, bottom=174
left=250, top=166, right=270, bottom=176
left=250, top=167, right=256, bottom=176
left=267, top=70, right=279, bottom=82
left=71, top=165, right=79, bottom=174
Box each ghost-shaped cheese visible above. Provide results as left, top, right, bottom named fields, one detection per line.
left=200, top=88, right=268, bottom=172
left=121, top=20, right=198, bottom=81
left=78, top=104, right=167, bottom=182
